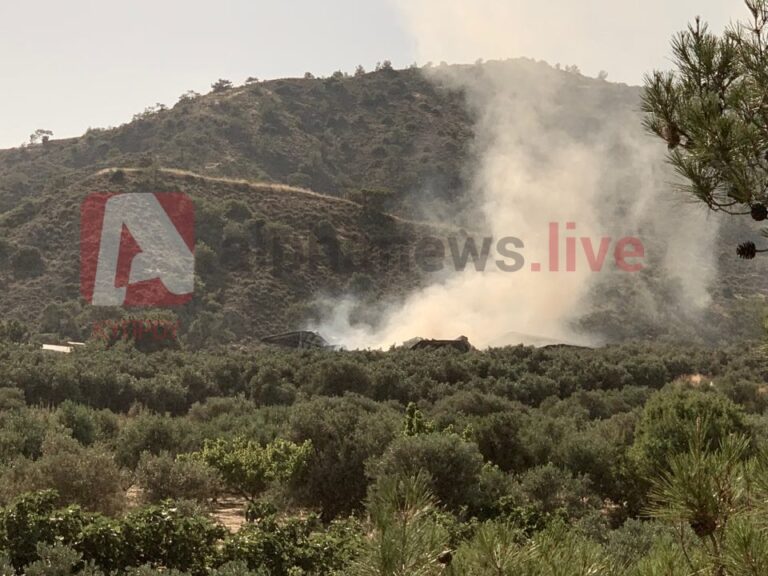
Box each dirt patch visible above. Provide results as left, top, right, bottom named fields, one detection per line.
left=211, top=496, right=247, bottom=532
left=126, top=485, right=142, bottom=508
left=124, top=486, right=247, bottom=532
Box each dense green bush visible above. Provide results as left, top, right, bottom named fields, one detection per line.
left=120, top=501, right=225, bottom=574
left=0, top=491, right=85, bottom=570
left=0, top=433, right=125, bottom=515
left=472, top=410, right=532, bottom=473
left=630, top=386, right=749, bottom=479
left=135, top=452, right=222, bottom=503
left=305, top=360, right=372, bottom=397
left=114, top=412, right=198, bottom=469
left=287, top=396, right=399, bottom=519
left=23, top=543, right=98, bottom=576
left=189, top=437, right=311, bottom=502
left=505, top=464, right=600, bottom=519
left=56, top=401, right=97, bottom=446
left=369, top=431, right=485, bottom=512
left=0, top=407, right=49, bottom=463
left=222, top=512, right=361, bottom=575
left=247, top=368, right=296, bottom=406
left=0, top=320, right=28, bottom=343
left=0, top=387, right=25, bottom=411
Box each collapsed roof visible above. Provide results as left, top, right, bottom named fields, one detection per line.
left=404, top=335, right=473, bottom=353
left=261, top=331, right=330, bottom=350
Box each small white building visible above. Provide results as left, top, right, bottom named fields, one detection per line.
left=41, top=344, right=74, bottom=354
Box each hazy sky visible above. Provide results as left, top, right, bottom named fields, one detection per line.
left=0, top=0, right=747, bottom=149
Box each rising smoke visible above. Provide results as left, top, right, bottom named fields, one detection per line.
left=311, top=3, right=719, bottom=349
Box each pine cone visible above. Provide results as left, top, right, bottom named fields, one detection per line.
left=752, top=203, right=768, bottom=221
left=437, top=550, right=453, bottom=565
left=664, top=124, right=681, bottom=150
left=690, top=512, right=717, bottom=538
left=737, top=241, right=757, bottom=260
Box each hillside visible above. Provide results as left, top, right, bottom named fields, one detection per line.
left=0, top=60, right=766, bottom=346
left=0, top=166, right=456, bottom=345
left=0, top=66, right=474, bottom=219
left=0, top=60, right=647, bottom=220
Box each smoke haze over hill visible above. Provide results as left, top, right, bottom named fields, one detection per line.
left=314, top=5, right=722, bottom=349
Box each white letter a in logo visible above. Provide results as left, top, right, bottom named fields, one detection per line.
left=92, top=194, right=194, bottom=306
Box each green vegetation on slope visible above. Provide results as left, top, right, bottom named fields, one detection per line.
left=0, top=336, right=762, bottom=573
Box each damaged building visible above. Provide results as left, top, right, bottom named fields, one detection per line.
left=404, top=335, right=473, bottom=353
left=261, top=331, right=331, bottom=350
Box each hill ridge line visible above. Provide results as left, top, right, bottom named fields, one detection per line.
left=94, top=167, right=357, bottom=204
left=92, top=167, right=461, bottom=230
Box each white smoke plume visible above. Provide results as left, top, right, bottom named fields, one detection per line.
left=312, top=2, right=719, bottom=349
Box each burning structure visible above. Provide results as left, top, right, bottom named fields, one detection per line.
left=261, top=331, right=330, bottom=350
left=404, top=335, right=473, bottom=352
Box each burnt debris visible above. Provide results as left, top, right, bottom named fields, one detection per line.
left=261, top=331, right=330, bottom=350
